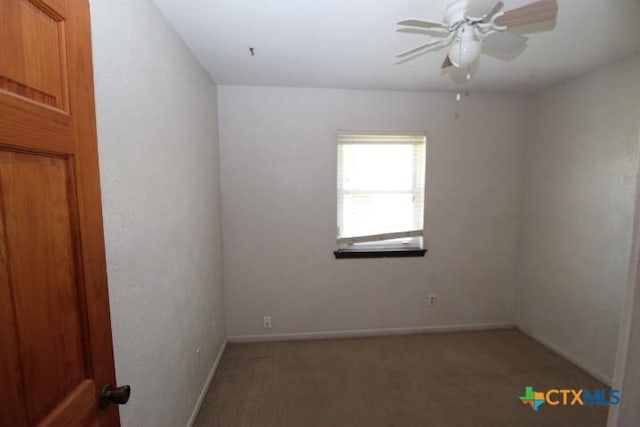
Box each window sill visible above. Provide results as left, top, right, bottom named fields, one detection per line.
left=333, top=247, right=427, bottom=259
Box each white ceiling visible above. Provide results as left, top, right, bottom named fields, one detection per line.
left=153, top=0, right=640, bottom=93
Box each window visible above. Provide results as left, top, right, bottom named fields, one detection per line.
left=335, top=132, right=427, bottom=258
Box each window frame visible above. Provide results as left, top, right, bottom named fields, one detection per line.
left=334, top=131, right=428, bottom=259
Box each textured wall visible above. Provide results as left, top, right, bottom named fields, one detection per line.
left=610, top=143, right=640, bottom=426
left=518, top=55, right=640, bottom=383
left=218, top=86, right=528, bottom=339
left=90, top=1, right=225, bottom=426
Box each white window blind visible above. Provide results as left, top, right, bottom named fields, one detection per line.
left=337, top=132, right=426, bottom=248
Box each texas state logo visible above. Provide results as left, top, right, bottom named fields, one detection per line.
left=519, top=386, right=546, bottom=411
left=519, top=386, right=621, bottom=411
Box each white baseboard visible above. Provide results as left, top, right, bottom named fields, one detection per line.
left=517, top=326, right=612, bottom=387
left=228, top=322, right=515, bottom=343
left=186, top=339, right=227, bottom=427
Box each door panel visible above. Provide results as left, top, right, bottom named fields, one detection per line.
left=0, top=0, right=121, bottom=425
left=0, top=152, right=87, bottom=424
left=0, top=0, right=68, bottom=110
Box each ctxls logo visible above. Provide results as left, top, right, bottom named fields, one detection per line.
left=519, top=386, right=621, bottom=411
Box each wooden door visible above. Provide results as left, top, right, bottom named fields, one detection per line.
left=0, top=0, right=122, bottom=426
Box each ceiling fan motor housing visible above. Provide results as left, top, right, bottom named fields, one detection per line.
left=444, top=0, right=468, bottom=25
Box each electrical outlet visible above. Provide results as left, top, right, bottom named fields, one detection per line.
left=263, top=316, right=272, bottom=329
left=428, top=294, right=437, bottom=306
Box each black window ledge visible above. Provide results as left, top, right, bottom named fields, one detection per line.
left=334, top=248, right=427, bottom=259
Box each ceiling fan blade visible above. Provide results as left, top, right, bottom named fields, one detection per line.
left=397, top=18, right=445, bottom=29
left=396, top=27, right=451, bottom=37
left=466, top=0, right=502, bottom=20
left=396, top=39, right=447, bottom=58
left=482, top=1, right=504, bottom=23
left=494, top=0, right=558, bottom=28
left=482, top=31, right=528, bottom=53
left=441, top=55, right=453, bottom=69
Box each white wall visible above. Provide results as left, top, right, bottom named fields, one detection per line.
left=609, top=126, right=640, bottom=426
left=614, top=268, right=640, bottom=426
left=518, top=56, right=640, bottom=384
left=91, top=1, right=225, bottom=426
left=218, top=86, right=528, bottom=339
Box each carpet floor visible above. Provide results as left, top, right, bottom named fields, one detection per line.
left=194, top=329, right=609, bottom=427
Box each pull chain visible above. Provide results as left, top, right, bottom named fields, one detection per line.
left=455, top=66, right=472, bottom=119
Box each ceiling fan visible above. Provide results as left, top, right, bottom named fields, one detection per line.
left=397, top=0, right=558, bottom=69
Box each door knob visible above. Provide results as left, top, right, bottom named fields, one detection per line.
left=99, top=384, right=131, bottom=409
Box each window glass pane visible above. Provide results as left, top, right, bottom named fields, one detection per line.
left=340, top=144, right=415, bottom=191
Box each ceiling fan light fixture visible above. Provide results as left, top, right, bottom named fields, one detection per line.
left=448, top=38, right=481, bottom=68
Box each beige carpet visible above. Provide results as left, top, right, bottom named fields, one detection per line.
left=194, top=329, right=609, bottom=427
